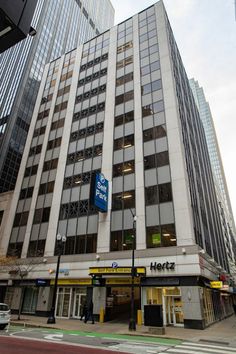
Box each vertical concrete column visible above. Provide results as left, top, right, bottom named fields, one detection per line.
left=181, top=286, right=204, bottom=329
left=93, top=287, right=106, bottom=317
left=155, top=2, right=195, bottom=246
left=133, top=14, right=146, bottom=250
left=44, top=47, right=83, bottom=256
left=97, top=27, right=117, bottom=253
left=20, top=58, right=65, bottom=258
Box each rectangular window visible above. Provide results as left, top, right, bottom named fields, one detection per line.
left=113, top=160, right=135, bottom=177
left=114, top=111, right=134, bottom=126
left=24, top=165, right=38, bottom=177
left=110, top=229, right=134, bottom=252
left=29, top=145, right=42, bottom=156
left=33, top=207, right=51, bottom=224
left=38, top=181, right=55, bottom=195
left=116, top=72, right=133, bottom=86
left=144, top=151, right=169, bottom=169
left=143, top=125, right=166, bottom=142
left=112, top=190, right=135, bottom=210
left=114, top=134, right=134, bottom=151
left=51, top=118, right=65, bottom=131
left=117, top=41, right=133, bottom=54
left=146, top=224, right=176, bottom=248
left=43, top=158, right=58, bottom=171
left=115, top=90, right=134, bottom=105
left=117, top=56, right=133, bottom=69
left=47, top=137, right=62, bottom=150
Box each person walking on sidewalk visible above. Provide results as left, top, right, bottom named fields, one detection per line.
left=84, top=300, right=94, bottom=324
left=80, top=302, right=87, bottom=321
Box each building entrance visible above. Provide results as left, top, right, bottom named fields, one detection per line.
left=106, top=286, right=140, bottom=322
left=73, top=292, right=86, bottom=318
left=163, top=295, right=183, bottom=326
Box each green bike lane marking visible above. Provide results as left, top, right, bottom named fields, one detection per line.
left=7, top=325, right=183, bottom=346
left=39, top=327, right=182, bottom=346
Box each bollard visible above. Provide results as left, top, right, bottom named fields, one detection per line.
left=137, top=309, right=142, bottom=326
left=99, top=307, right=105, bottom=323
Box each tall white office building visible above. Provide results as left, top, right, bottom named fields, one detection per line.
left=0, top=1, right=234, bottom=330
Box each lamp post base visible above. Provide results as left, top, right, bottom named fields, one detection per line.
left=47, top=315, right=56, bottom=324
left=129, top=319, right=136, bottom=331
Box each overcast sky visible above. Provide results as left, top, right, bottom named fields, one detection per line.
left=111, top=0, right=236, bottom=222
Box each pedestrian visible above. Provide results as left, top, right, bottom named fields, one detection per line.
left=80, top=302, right=87, bottom=321
left=84, top=300, right=94, bottom=324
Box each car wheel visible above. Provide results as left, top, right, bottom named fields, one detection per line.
left=0, top=324, right=7, bottom=330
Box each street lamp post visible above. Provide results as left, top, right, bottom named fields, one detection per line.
left=47, top=234, right=66, bottom=324
left=129, top=211, right=137, bottom=331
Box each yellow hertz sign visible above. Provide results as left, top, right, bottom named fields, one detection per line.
left=89, top=267, right=146, bottom=275
left=210, top=281, right=223, bottom=289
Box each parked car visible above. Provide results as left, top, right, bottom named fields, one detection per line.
left=0, top=303, right=10, bottom=330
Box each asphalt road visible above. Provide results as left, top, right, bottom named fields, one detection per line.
left=0, top=336, right=129, bottom=354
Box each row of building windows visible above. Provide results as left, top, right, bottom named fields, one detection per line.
left=143, top=124, right=166, bottom=142
left=113, top=160, right=134, bottom=177
left=51, top=117, right=65, bottom=131
left=115, top=90, right=134, bottom=106
left=80, top=53, right=108, bottom=71
left=63, top=169, right=100, bottom=189
left=33, top=207, right=50, bottom=224
left=60, top=200, right=97, bottom=219
left=112, top=190, right=135, bottom=210
left=116, top=72, right=133, bottom=87
left=78, top=68, right=107, bottom=86
left=67, top=144, right=102, bottom=164
left=76, top=84, right=106, bottom=103
left=24, top=164, right=38, bottom=177
left=54, top=101, right=68, bottom=113
left=70, top=122, right=103, bottom=142
left=114, top=134, right=134, bottom=151
left=73, top=102, right=105, bottom=121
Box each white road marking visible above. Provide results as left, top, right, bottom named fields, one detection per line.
left=176, top=345, right=236, bottom=354
left=182, top=342, right=236, bottom=352
left=44, top=333, right=63, bottom=341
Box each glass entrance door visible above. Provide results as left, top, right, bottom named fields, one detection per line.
left=56, top=287, right=72, bottom=318
left=164, top=295, right=184, bottom=326
left=73, top=293, right=86, bottom=318
left=22, top=287, right=39, bottom=314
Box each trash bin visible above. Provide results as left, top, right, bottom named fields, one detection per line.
left=144, top=305, right=163, bottom=327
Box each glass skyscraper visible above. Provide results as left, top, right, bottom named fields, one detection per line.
left=0, top=0, right=114, bottom=193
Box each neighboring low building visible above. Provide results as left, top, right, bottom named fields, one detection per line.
left=0, top=1, right=234, bottom=329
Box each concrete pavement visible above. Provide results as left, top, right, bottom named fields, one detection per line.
left=9, top=314, right=236, bottom=347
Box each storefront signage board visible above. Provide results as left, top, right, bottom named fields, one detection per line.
left=150, top=261, right=175, bottom=271
left=210, top=281, right=223, bottom=289
left=89, top=267, right=146, bottom=275
left=106, top=277, right=140, bottom=285
left=50, top=278, right=92, bottom=285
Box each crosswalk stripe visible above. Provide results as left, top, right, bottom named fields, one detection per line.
left=176, top=345, right=236, bottom=354
left=182, top=342, right=236, bottom=352
left=167, top=349, right=219, bottom=354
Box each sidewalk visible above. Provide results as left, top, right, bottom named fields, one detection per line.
left=10, top=314, right=236, bottom=347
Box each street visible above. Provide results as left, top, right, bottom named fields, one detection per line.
left=0, top=336, right=130, bottom=354
left=1, top=325, right=236, bottom=354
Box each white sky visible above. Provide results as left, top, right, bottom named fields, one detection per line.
left=111, top=0, right=236, bottom=222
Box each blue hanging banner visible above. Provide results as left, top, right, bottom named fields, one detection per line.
left=91, top=172, right=109, bottom=212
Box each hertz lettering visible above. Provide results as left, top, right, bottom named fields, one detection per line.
left=150, top=262, right=175, bottom=271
